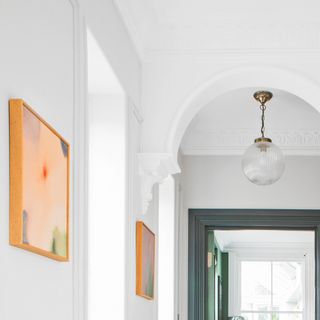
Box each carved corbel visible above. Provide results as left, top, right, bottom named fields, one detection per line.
left=138, top=153, right=180, bottom=214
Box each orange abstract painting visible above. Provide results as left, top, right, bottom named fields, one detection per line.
left=9, top=99, right=69, bottom=261
left=136, top=221, right=155, bottom=299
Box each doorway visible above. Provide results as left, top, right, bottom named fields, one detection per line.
left=188, top=209, right=320, bottom=320
left=209, top=229, right=315, bottom=320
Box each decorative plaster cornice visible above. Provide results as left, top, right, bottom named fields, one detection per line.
left=144, top=48, right=320, bottom=63
left=138, top=153, right=180, bottom=214
left=143, top=22, right=320, bottom=60
left=181, top=128, right=320, bottom=155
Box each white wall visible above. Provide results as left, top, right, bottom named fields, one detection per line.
left=127, top=101, right=159, bottom=320
left=179, top=155, right=320, bottom=320
left=87, top=27, right=159, bottom=320
left=0, top=1, right=144, bottom=320
left=88, top=94, right=126, bottom=319
left=79, top=0, right=142, bottom=107
left=158, top=177, right=175, bottom=320
left=139, top=28, right=320, bottom=320
left=183, top=156, right=320, bottom=209
left=0, top=1, right=80, bottom=319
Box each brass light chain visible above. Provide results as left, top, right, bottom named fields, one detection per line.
left=260, top=104, right=266, bottom=138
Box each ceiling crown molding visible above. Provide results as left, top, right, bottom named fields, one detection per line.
left=144, top=48, right=320, bottom=63
left=182, top=128, right=320, bottom=156
left=138, top=153, right=180, bottom=214
left=112, top=0, right=320, bottom=61
left=112, top=0, right=145, bottom=60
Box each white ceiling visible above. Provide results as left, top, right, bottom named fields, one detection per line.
left=180, top=88, right=320, bottom=155
left=214, top=230, right=314, bottom=251
left=115, top=0, right=320, bottom=57
left=112, top=1, right=320, bottom=155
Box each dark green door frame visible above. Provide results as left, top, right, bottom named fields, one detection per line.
left=188, top=209, right=320, bottom=320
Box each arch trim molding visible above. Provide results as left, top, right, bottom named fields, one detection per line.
left=167, top=65, right=320, bottom=159
left=139, top=66, right=320, bottom=214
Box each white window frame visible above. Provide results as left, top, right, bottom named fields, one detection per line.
left=228, top=245, right=315, bottom=320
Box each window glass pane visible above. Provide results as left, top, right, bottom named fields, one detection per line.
left=241, top=262, right=272, bottom=311
left=242, top=313, right=271, bottom=320
left=272, top=262, right=303, bottom=312
left=272, top=313, right=303, bottom=320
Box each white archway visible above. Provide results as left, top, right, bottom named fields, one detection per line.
left=166, top=66, right=320, bottom=160
left=139, top=65, right=320, bottom=215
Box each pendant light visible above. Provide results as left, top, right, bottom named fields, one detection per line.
left=242, top=91, right=285, bottom=185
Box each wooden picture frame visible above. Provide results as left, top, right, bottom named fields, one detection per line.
left=9, top=99, right=69, bottom=261
left=136, top=221, right=155, bottom=300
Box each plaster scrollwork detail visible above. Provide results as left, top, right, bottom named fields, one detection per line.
left=181, top=128, right=320, bottom=155
left=203, top=23, right=320, bottom=50
left=138, top=153, right=180, bottom=215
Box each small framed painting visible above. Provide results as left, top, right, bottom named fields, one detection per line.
left=136, top=221, right=155, bottom=300
left=9, top=99, right=69, bottom=261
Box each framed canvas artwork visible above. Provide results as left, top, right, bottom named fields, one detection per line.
left=9, top=99, right=69, bottom=261
left=136, top=221, right=155, bottom=300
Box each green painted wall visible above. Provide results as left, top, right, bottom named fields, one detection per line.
left=207, top=231, right=229, bottom=320
left=214, top=237, right=222, bottom=320
left=207, top=231, right=215, bottom=320
left=221, top=253, right=229, bottom=320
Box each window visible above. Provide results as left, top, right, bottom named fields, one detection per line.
left=241, top=261, right=303, bottom=320
left=229, top=248, right=314, bottom=320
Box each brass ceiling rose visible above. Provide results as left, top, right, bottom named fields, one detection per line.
left=253, top=91, right=273, bottom=105
left=254, top=137, right=272, bottom=143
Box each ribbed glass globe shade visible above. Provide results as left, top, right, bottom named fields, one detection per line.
left=242, top=140, right=285, bottom=185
